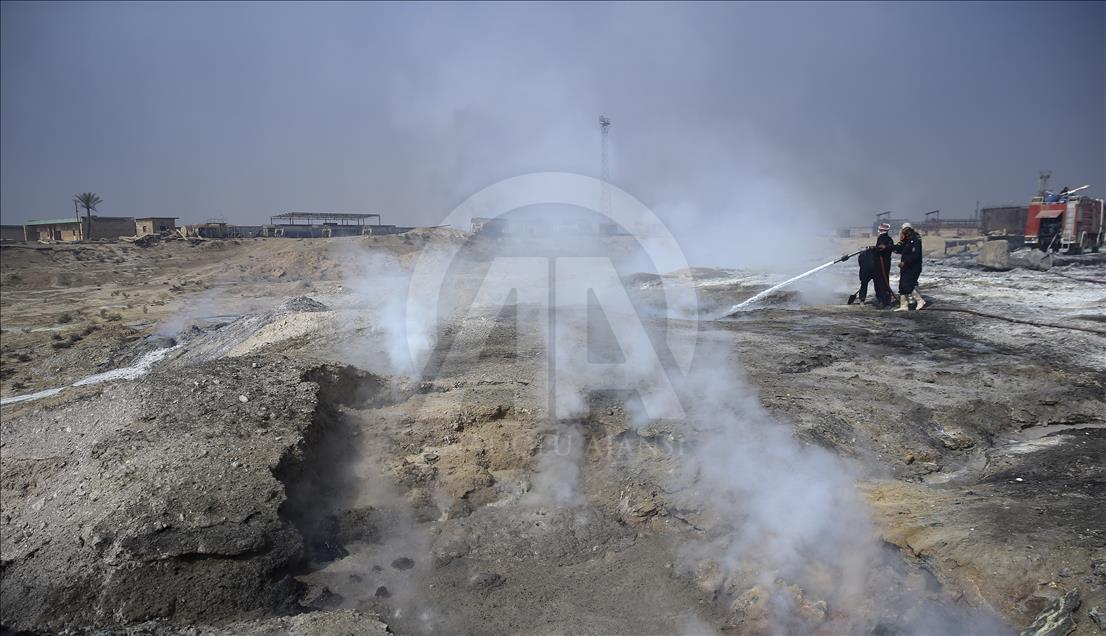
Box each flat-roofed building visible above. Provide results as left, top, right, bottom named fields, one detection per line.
left=181, top=219, right=231, bottom=238
left=135, top=217, right=179, bottom=235
left=22, top=216, right=136, bottom=241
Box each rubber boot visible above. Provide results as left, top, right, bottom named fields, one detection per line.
left=893, top=294, right=909, bottom=312
left=912, top=290, right=926, bottom=310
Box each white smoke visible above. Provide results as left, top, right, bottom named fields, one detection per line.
left=669, top=343, right=877, bottom=606
left=338, top=246, right=444, bottom=377
left=523, top=425, right=586, bottom=507
left=332, top=189, right=999, bottom=633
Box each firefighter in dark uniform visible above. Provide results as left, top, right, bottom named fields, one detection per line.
left=873, top=222, right=894, bottom=307
left=893, top=223, right=926, bottom=311
left=848, top=222, right=895, bottom=307
left=848, top=247, right=878, bottom=305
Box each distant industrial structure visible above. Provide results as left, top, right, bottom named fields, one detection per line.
left=166, top=213, right=414, bottom=239
left=269, top=212, right=412, bottom=237
left=861, top=210, right=980, bottom=238
left=918, top=210, right=978, bottom=236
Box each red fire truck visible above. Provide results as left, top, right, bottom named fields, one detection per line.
left=1024, top=186, right=1104, bottom=253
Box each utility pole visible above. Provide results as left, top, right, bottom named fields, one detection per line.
left=599, top=114, right=611, bottom=217
left=73, top=198, right=84, bottom=240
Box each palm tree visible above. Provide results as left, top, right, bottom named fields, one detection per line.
left=73, top=192, right=102, bottom=240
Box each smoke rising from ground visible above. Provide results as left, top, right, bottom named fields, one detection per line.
left=524, top=424, right=586, bottom=507
left=338, top=249, right=437, bottom=378
left=328, top=198, right=1007, bottom=631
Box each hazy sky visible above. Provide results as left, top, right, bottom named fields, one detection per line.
left=2, top=2, right=1103, bottom=238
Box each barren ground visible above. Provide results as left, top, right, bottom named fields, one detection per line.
left=1, top=233, right=1104, bottom=635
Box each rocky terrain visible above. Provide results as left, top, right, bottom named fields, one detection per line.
left=1, top=234, right=1104, bottom=635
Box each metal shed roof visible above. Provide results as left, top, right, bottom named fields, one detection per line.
left=271, top=212, right=382, bottom=226
left=24, top=217, right=83, bottom=226
left=24, top=216, right=133, bottom=226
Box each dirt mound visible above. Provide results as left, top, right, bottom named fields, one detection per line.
left=0, top=357, right=390, bottom=632
left=279, top=296, right=329, bottom=312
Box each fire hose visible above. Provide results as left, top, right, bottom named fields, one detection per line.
left=922, top=306, right=1106, bottom=336
left=725, top=251, right=863, bottom=315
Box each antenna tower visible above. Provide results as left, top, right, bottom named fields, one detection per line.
left=599, top=114, right=611, bottom=216
left=1038, top=170, right=1053, bottom=196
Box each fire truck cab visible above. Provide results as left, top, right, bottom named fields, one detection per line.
left=1025, top=194, right=1104, bottom=253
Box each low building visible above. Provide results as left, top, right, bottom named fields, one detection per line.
left=272, top=225, right=327, bottom=238
left=23, top=217, right=84, bottom=241
left=269, top=211, right=411, bottom=238
left=23, top=216, right=136, bottom=241
left=180, top=219, right=231, bottom=238
left=232, top=225, right=266, bottom=238
left=179, top=222, right=274, bottom=239
left=0, top=224, right=24, bottom=241
left=135, top=217, right=178, bottom=236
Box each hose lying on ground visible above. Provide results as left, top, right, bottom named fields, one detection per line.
left=923, top=305, right=1106, bottom=336
left=1047, top=270, right=1106, bottom=285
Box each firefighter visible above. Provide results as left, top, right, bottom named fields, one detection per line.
left=848, top=225, right=893, bottom=307
left=893, top=223, right=925, bottom=311
left=847, top=247, right=878, bottom=305
left=873, top=222, right=894, bottom=307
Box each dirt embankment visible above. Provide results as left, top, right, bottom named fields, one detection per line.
left=0, top=350, right=394, bottom=633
